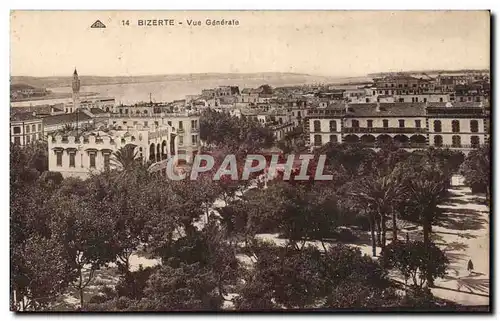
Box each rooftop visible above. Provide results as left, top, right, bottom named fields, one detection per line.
left=10, top=112, right=42, bottom=122
left=43, top=111, right=93, bottom=126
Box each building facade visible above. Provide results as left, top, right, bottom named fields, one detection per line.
left=48, top=125, right=178, bottom=179
left=10, top=112, right=44, bottom=146
left=306, top=102, right=488, bottom=153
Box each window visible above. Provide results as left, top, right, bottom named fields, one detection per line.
left=25, top=125, right=30, bottom=134
left=167, top=121, right=172, bottom=126
left=423, top=98, right=427, bottom=103
left=14, top=137, right=20, bottom=145
left=155, top=121, right=159, bottom=127
left=452, top=120, right=460, bottom=133
left=179, top=135, right=184, bottom=145
left=434, top=135, right=443, bottom=147
left=32, top=134, right=36, bottom=142
left=26, top=135, right=30, bottom=144
left=139, top=147, right=143, bottom=158
left=415, top=120, right=421, bottom=128
left=439, top=97, right=444, bottom=102
left=434, top=120, right=442, bottom=132
left=104, top=153, right=110, bottom=171
left=452, top=135, right=461, bottom=147
left=31, top=124, right=36, bottom=132
left=192, top=135, right=198, bottom=145
left=383, top=119, right=389, bottom=128
left=13, top=126, right=21, bottom=134
left=37, top=124, right=41, bottom=131
left=330, top=135, right=338, bottom=143
left=179, top=121, right=184, bottom=130
left=144, top=121, right=148, bottom=127
left=470, top=120, right=479, bottom=133
left=352, top=120, right=360, bottom=128
left=367, top=120, right=373, bottom=128
left=471, top=136, right=480, bottom=148
left=398, top=120, right=405, bottom=128
left=329, top=120, right=337, bottom=132
left=69, top=153, right=75, bottom=167
left=89, top=153, right=96, bottom=168
left=314, top=134, right=322, bottom=146
left=313, top=120, right=321, bottom=132
left=366, top=98, right=370, bottom=103
left=56, top=152, right=62, bottom=167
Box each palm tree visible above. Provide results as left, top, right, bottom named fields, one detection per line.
left=112, top=144, right=144, bottom=183
left=351, top=173, right=404, bottom=255
left=408, top=175, right=446, bottom=286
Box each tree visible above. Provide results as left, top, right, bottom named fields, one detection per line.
left=460, top=144, right=490, bottom=204
left=350, top=172, right=404, bottom=255
left=199, top=109, right=274, bottom=151
left=50, top=195, right=117, bottom=308
left=132, top=263, right=223, bottom=311
left=236, top=242, right=402, bottom=309
left=381, top=240, right=449, bottom=289
left=11, top=236, right=73, bottom=311
left=246, top=182, right=346, bottom=250
left=407, top=175, right=446, bottom=285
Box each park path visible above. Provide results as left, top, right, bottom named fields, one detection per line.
left=430, top=184, right=490, bottom=306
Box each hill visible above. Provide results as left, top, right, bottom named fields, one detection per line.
left=10, top=73, right=369, bottom=89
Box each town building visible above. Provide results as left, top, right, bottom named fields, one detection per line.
left=10, top=112, right=44, bottom=146
left=47, top=125, right=178, bottom=179
left=107, top=109, right=201, bottom=164
left=306, top=102, right=488, bottom=153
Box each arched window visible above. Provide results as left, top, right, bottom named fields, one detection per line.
left=434, top=135, right=443, bottom=147
left=471, top=136, right=480, bottom=148
left=329, top=120, right=337, bottom=132
left=313, top=120, right=321, bottom=132
left=452, top=135, right=461, bottom=147
left=330, top=135, right=338, bottom=143
left=470, top=120, right=479, bottom=133
left=434, top=120, right=442, bottom=133
left=314, top=134, right=322, bottom=146
left=452, top=120, right=460, bottom=133
left=352, top=120, right=360, bottom=128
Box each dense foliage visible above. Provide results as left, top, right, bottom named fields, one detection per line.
left=10, top=118, right=485, bottom=311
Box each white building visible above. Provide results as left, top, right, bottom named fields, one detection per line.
left=48, top=125, right=178, bottom=179
left=306, top=102, right=488, bottom=153
left=107, top=111, right=201, bottom=164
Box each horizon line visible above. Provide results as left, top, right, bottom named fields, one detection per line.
left=10, top=67, right=490, bottom=79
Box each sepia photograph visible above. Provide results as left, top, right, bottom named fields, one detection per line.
left=9, top=10, right=491, bottom=312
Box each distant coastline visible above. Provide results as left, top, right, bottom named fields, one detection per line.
left=11, top=72, right=371, bottom=89
left=11, top=91, right=98, bottom=103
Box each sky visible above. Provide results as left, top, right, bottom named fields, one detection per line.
left=10, top=10, right=490, bottom=77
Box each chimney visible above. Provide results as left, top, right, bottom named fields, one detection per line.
left=376, top=102, right=381, bottom=112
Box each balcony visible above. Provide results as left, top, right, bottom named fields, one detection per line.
left=177, top=128, right=185, bottom=134
left=191, top=127, right=199, bottom=133
left=343, top=127, right=427, bottom=134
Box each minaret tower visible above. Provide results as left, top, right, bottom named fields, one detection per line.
left=72, top=68, right=81, bottom=112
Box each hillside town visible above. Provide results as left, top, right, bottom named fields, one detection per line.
left=10, top=69, right=490, bottom=177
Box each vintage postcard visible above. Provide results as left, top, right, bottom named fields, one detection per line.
left=10, top=10, right=491, bottom=312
